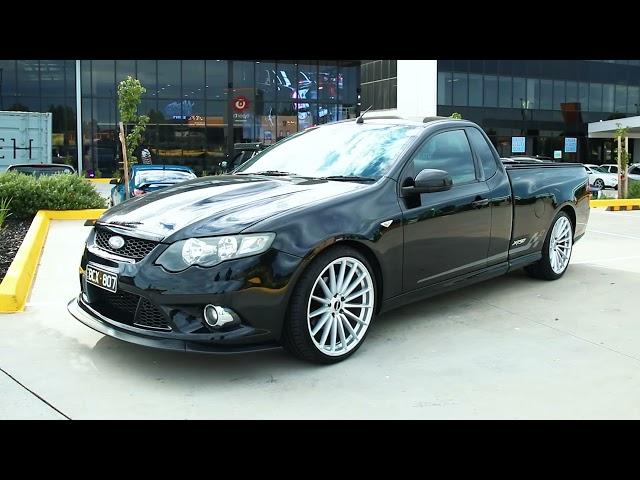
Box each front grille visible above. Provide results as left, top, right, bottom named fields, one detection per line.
left=134, top=297, right=171, bottom=331
left=94, top=228, right=158, bottom=260
left=90, top=288, right=171, bottom=331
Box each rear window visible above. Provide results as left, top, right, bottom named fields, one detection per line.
left=466, top=128, right=498, bottom=180
left=134, top=170, right=196, bottom=185
left=8, top=165, right=74, bottom=177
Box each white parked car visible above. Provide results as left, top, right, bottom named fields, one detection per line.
left=584, top=164, right=619, bottom=190
left=627, top=163, right=640, bottom=181
left=601, top=163, right=640, bottom=181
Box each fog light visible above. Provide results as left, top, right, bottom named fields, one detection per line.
left=203, top=304, right=236, bottom=328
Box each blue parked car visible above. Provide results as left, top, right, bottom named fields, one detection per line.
left=109, top=164, right=197, bottom=207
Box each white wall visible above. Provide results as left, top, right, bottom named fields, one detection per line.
left=396, top=60, right=438, bottom=118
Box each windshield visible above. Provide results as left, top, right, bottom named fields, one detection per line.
left=235, top=122, right=424, bottom=179
left=134, top=170, right=196, bottom=185
left=590, top=166, right=608, bottom=173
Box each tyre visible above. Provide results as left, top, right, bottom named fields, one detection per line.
left=524, top=211, right=573, bottom=280
left=281, top=246, right=377, bottom=364
left=593, top=178, right=605, bottom=190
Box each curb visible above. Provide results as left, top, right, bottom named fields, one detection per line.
left=87, top=178, right=114, bottom=184
left=0, top=209, right=106, bottom=313
left=590, top=199, right=640, bottom=208
left=606, top=205, right=640, bottom=211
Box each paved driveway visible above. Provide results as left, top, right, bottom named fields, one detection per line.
left=1, top=209, right=639, bottom=419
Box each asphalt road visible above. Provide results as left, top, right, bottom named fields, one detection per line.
left=1, top=208, right=639, bottom=419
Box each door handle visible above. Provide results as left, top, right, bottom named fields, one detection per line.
left=471, top=197, right=489, bottom=208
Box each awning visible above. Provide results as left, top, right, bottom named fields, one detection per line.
left=588, top=115, right=640, bottom=138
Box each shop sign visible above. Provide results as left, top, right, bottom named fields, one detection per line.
left=233, top=96, right=250, bottom=113
left=511, top=136, right=526, bottom=153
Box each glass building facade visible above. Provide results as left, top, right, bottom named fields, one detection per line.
left=360, top=60, right=397, bottom=110
left=436, top=60, right=640, bottom=163
left=0, top=60, right=78, bottom=165
left=0, top=60, right=360, bottom=177
left=4, top=59, right=640, bottom=176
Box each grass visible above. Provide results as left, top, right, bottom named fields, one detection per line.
left=0, top=197, right=11, bottom=229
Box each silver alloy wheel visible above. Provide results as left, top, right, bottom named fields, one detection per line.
left=307, top=256, right=375, bottom=356
left=594, top=178, right=605, bottom=189
left=549, top=216, right=573, bottom=274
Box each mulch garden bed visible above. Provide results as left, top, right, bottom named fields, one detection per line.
left=0, top=217, right=33, bottom=283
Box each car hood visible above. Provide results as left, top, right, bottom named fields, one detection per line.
left=97, top=175, right=370, bottom=242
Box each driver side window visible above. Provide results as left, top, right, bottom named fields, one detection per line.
left=409, top=130, right=477, bottom=185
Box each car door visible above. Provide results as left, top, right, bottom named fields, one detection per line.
left=399, top=128, right=491, bottom=291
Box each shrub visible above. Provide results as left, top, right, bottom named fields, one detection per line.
left=628, top=179, right=640, bottom=199
left=0, top=171, right=106, bottom=220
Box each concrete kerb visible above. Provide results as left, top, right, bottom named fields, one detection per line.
left=590, top=198, right=640, bottom=211
left=87, top=178, right=114, bottom=184
left=0, top=209, right=106, bottom=313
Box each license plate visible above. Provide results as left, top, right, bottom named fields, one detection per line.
left=86, top=264, right=118, bottom=293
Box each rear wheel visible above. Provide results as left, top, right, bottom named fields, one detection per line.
left=524, top=211, right=573, bottom=280
left=282, top=246, right=377, bottom=364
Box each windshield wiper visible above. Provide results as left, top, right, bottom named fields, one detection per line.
left=320, top=175, right=377, bottom=183
left=238, top=170, right=296, bottom=176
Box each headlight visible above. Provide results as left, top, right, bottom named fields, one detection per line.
left=155, top=233, right=276, bottom=272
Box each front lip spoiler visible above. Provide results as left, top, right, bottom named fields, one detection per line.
left=67, top=296, right=282, bottom=355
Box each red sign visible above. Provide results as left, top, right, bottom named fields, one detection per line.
left=232, top=96, right=250, bottom=113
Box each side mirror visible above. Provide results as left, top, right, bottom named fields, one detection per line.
left=109, top=178, right=118, bottom=185
left=402, top=169, right=452, bottom=195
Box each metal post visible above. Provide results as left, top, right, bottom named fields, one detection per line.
left=75, top=60, right=83, bottom=175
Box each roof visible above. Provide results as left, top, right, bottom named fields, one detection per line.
left=131, top=164, right=194, bottom=172
left=334, top=114, right=456, bottom=128
left=588, top=115, right=640, bottom=138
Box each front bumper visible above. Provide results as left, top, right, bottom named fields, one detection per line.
left=67, top=296, right=282, bottom=354
left=69, top=226, right=306, bottom=353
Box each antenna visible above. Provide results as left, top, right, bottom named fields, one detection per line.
left=356, top=105, right=374, bottom=124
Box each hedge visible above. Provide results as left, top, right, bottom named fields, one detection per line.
left=628, top=180, right=640, bottom=199
left=0, top=171, right=106, bottom=220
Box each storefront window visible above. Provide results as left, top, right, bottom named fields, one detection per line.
left=0, top=60, right=18, bottom=102
left=453, top=72, right=468, bottom=106
left=157, top=60, right=180, bottom=98
left=92, top=60, right=115, bottom=97
left=469, top=74, right=482, bottom=107
left=590, top=83, right=603, bottom=111
left=17, top=60, right=40, bottom=97
left=498, top=77, right=512, bottom=108
left=116, top=60, right=135, bottom=85
left=206, top=60, right=228, bottom=100
left=182, top=60, right=205, bottom=100
left=40, top=60, right=65, bottom=97
left=318, top=61, right=338, bottom=102
left=602, top=84, right=614, bottom=112
left=628, top=86, right=640, bottom=115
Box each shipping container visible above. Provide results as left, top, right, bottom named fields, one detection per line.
left=0, top=111, right=52, bottom=172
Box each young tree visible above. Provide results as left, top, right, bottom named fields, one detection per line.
left=615, top=124, right=630, bottom=199
left=117, top=76, right=149, bottom=199
left=117, top=76, right=149, bottom=165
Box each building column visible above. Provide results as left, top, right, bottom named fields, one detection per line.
left=396, top=60, right=438, bottom=118
left=75, top=60, right=83, bottom=175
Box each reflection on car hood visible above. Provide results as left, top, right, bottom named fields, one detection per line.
left=97, top=174, right=369, bottom=241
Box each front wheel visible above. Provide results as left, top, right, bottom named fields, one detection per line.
left=593, top=178, right=605, bottom=190
left=282, top=246, right=377, bottom=364
left=524, top=211, right=573, bottom=280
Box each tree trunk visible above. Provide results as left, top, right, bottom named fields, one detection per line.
left=119, top=121, right=130, bottom=200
